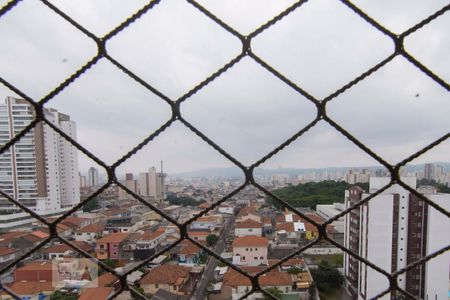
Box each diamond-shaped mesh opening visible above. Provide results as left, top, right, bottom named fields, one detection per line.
left=0, top=1, right=448, bottom=299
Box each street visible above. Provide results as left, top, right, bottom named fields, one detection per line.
left=192, top=214, right=235, bottom=300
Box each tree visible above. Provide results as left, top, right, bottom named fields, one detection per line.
left=268, top=181, right=369, bottom=209
left=50, top=290, right=78, bottom=300
left=310, top=261, right=344, bottom=293
left=264, top=287, right=282, bottom=299
left=166, top=193, right=205, bottom=206
left=82, top=197, right=99, bottom=212
left=287, top=266, right=302, bottom=274
left=206, top=234, right=219, bottom=247
left=102, top=258, right=118, bottom=269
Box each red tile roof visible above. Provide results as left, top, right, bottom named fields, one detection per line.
left=179, top=240, right=202, bottom=256
left=96, top=232, right=129, bottom=244
left=275, top=222, right=295, bottom=232
left=76, top=223, right=104, bottom=233
left=139, top=264, right=191, bottom=285
left=0, top=247, right=16, bottom=256
left=97, top=272, right=119, bottom=287
left=232, top=236, right=268, bottom=248
left=223, top=268, right=292, bottom=288
left=43, top=241, right=92, bottom=254
left=235, top=219, right=262, bottom=229
left=79, top=287, right=113, bottom=300
left=4, top=281, right=54, bottom=295
left=139, top=230, right=165, bottom=241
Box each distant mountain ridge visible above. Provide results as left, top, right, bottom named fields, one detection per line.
left=170, top=162, right=450, bottom=178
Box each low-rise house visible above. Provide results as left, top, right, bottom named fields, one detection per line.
left=222, top=267, right=295, bottom=300
left=218, top=202, right=234, bottom=215
left=190, top=216, right=216, bottom=231
left=75, top=223, right=105, bottom=243
left=0, top=281, right=54, bottom=300
left=0, top=247, right=16, bottom=266
left=14, top=261, right=53, bottom=282
left=276, top=212, right=320, bottom=241
left=104, top=215, right=142, bottom=233
left=178, top=240, right=203, bottom=265
left=48, top=216, right=91, bottom=231
left=236, top=206, right=260, bottom=223
left=96, top=232, right=130, bottom=260
left=78, top=287, right=114, bottom=300
left=235, top=219, right=262, bottom=237
left=232, top=236, right=268, bottom=266
left=275, top=222, right=306, bottom=243
left=139, top=264, right=194, bottom=296
left=42, top=241, right=93, bottom=259
left=188, top=231, right=209, bottom=242
left=134, top=228, right=166, bottom=260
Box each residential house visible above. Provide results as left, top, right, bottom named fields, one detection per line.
left=42, top=241, right=93, bottom=259
left=232, top=236, right=268, bottom=266
left=134, top=228, right=166, bottom=260
left=222, top=267, right=295, bottom=300
left=139, top=264, right=194, bottom=296
left=276, top=213, right=320, bottom=241
left=236, top=207, right=260, bottom=223
left=0, top=282, right=54, bottom=300
left=78, top=287, right=114, bottom=300
left=218, top=202, right=234, bottom=215
left=187, top=231, right=209, bottom=242
left=190, top=216, right=217, bottom=231
left=14, top=261, right=53, bottom=282
left=235, top=219, right=262, bottom=237
left=75, top=223, right=105, bottom=243
left=104, top=214, right=142, bottom=233
left=0, top=247, right=16, bottom=267
left=275, top=222, right=306, bottom=244
left=178, top=240, right=203, bottom=265
left=96, top=232, right=130, bottom=260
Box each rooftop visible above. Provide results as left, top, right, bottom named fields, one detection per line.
left=96, top=232, right=129, bottom=244
left=140, top=264, right=191, bottom=285
left=232, top=236, right=268, bottom=248
left=235, top=219, right=262, bottom=229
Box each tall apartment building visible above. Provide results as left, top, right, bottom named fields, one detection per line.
left=138, top=167, right=165, bottom=200
left=344, top=177, right=450, bottom=299
left=87, top=166, right=99, bottom=187
left=423, top=163, right=436, bottom=181
left=118, top=173, right=138, bottom=200
left=345, top=168, right=371, bottom=184
left=0, top=97, right=80, bottom=223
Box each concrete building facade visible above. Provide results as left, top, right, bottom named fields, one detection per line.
left=344, top=177, right=450, bottom=299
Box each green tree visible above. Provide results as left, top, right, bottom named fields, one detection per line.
left=50, top=290, right=78, bottom=300
left=166, top=193, right=205, bottom=206
left=310, top=261, right=344, bottom=293
left=287, top=266, right=302, bottom=274
left=206, top=234, right=219, bottom=247
left=268, top=181, right=369, bottom=209
left=264, top=287, right=282, bottom=299
left=82, top=197, right=100, bottom=212
left=102, top=258, right=118, bottom=269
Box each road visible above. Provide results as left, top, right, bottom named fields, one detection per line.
left=192, top=214, right=235, bottom=300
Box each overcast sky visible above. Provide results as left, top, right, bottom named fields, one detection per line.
left=0, top=0, right=449, bottom=176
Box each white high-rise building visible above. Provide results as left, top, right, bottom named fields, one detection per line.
left=0, top=97, right=79, bottom=229
left=344, top=177, right=450, bottom=299
left=138, top=166, right=165, bottom=200
left=87, top=166, right=99, bottom=187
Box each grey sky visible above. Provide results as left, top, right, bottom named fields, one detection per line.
left=0, top=0, right=449, bottom=175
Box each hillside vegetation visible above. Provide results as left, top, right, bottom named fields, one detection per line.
left=268, top=180, right=369, bottom=209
